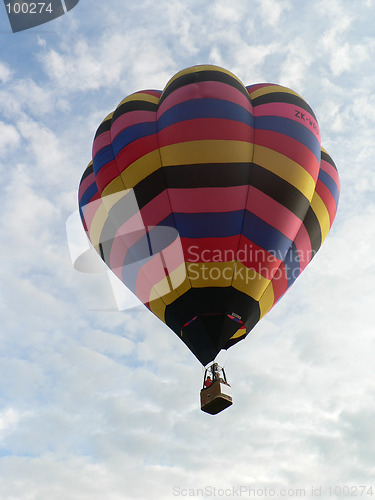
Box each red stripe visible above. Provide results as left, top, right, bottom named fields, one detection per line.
left=255, top=130, right=320, bottom=181
left=182, top=235, right=282, bottom=281
left=182, top=236, right=241, bottom=263
left=116, top=134, right=160, bottom=174
left=95, top=160, right=121, bottom=193
left=292, top=223, right=312, bottom=272
left=315, top=180, right=337, bottom=227
left=236, top=235, right=282, bottom=280
left=157, top=118, right=254, bottom=147
left=270, top=262, right=288, bottom=303
left=168, top=185, right=248, bottom=213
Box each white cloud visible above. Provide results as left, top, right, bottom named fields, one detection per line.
left=0, top=62, right=11, bottom=83
left=255, top=0, right=291, bottom=27
left=0, top=121, right=20, bottom=156
left=0, top=408, right=22, bottom=439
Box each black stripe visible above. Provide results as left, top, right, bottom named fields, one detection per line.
left=80, top=162, right=94, bottom=183
left=98, top=242, right=105, bottom=261
left=94, top=117, right=111, bottom=139
left=321, top=149, right=338, bottom=171
left=133, top=168, right=166, bottom=210
left=303, top=206, right=322, bottom=255
left=249, top=163, right=310, bottom=221
left=98, top=190, right=142, bottom=258
left=134, top=162, right=310, bottom=222
left=99, top=234, right=114, bottom=266
left=112, top=100, right=158, bottom=122
left=160, top=69, right=251, bottom=105
left=163, top=163, right=251, bottom=188
left=251, top=91, right=317, bottom=121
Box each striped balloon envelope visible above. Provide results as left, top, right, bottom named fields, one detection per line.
left=78, top=64, right=340, bottom=367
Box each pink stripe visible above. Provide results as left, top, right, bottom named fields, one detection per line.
left=92, top=130, right=112, bottom=158
left=110, top=110, right=157, bottom=141
left=293, top=224, right=312, bottom=272
left=137, top=90, right=162, bottom=98
left=246, top=186, right=303, bottom=240
left=135, top=237, right=185, bottom=303
left=254, top=102, right=321, bottom=142
left=255, top=130, right=320, bottom=182
left=246, top=83, right=272, bottom=95
left=158, top=80, right=253, bottom=116
left=109, top=191, right=173, bottom=270
left=168, top=186, right=248, bottom=213
left=80, top=194, right=102, bottom=233
left=78, top=172, right=95, bottom=202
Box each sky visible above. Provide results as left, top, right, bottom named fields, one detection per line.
left=0, top=1, right=375, bottom=499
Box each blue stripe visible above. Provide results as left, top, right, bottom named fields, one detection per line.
left=173, top=211, right=244, bottom=238
left=112, top=121, right=157, bottom=157
left=121, top=216, right=177, bottom=292
left=242, top=211, right=292, bottom=258
left=79, top=182, right=98, bottom=212
left=122, top=259, right=146, bottom=295
left=318, top=169, right=339, bottom=206
left=157, top=98, right=254, bottom=130
left=93, top=145, right=114, bottom=175
left=255, top=116, right=321, bottom=161
left=123, top=222, right=178, bottom=266
left=283, top=242, right=301, bottom=289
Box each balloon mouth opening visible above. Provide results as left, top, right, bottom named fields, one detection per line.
left=180, top=312, right=245, bottom=336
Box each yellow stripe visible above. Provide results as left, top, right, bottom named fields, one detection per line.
left=253, top=145, right=316, bottom=201
left=232, top=261, right=271, bottom=301
left=148, top=296, right=167, bottom=323
left=258, top=281, right=275, bottom=319
left=89, top=202, right=108, bottom=248
left=101, top=188, right=133, bottom=213
left=187, top=262, right=235, bottom=288
left=163, top=65, right=244, bottom=94
left=229, top=325, right=247, bottom=340
left=102, top=175, right=127, bottom=198
left=117, top=92, right=160, bottom=107
left=101, top=112, right=113, bottom=123
left=149, top=266, right=192, bottom=321
left=310, top=192, right=330, bottom=242
left=120, top=149, right=162, bottom=188
left=248, top=85, right=301, bottom=101
left=160, top=140, right=253, bottom=166
left=149, top=264, right=189, bottom=303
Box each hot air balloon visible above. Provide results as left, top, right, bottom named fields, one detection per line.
left=78, top=65, right=340, bottom=414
